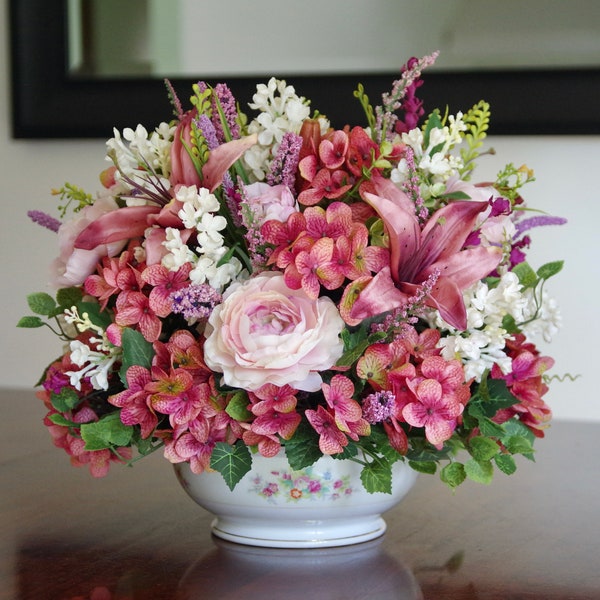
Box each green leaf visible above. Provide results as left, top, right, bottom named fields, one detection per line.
left=360, top=456, right=393, bottom=494
left=77, top=301, right=113, bottom=329
left=27, top=292, right=56, bottom=316
left=225, top=391, right=252, bottom=421
left=423, top=110, right=443, bottom=148
left=468, top=436, right=500, bottom=462
left=56, top=287, right=84, bottom=309
left=464, top=458, right=494, bottom=484
left=512, top=262, right=538, bottom=288
left=502, top=314, right=520, bottom=334
left=536, top=260, right=564, bottom=280
left=336, top=328, right=386, bottom=368
left=80, top=412, right=133, bottom=451
left=503, top=435, right=534, bottom=456
left=119, top=328, right=154, bottom=383
left=408, top=460, right=437, bottom=475
left=51, top=388, right=82, bottom=412
left=476, top=416, right=506, bottom=438
left=501, top=418, right=536, bottom=460
left=17, top=316, right=45, bottom=328
left=439, top=191, right=471, bottom=200
left=210, top=442, right=253, bottom=491
left=440, top=462, right=466, bottom=488
left=284, top=423, right=322, bottom=470
left=332, top=441, right=359, bottom=460
left=48, top=413, right=78, bottom=427
left=494, top=453, right=517, bottom=475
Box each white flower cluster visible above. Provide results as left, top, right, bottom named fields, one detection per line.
left=162, top=185, right=242, bottom=290
left=243, top=77, right=329, bottom=180
left=106, top=122, right=175, bottom=202
left=63, top=308, right=120, bottom=391
left=430, top=271, right=560, bottom=382
left=391, top=113, right=467, bottom=200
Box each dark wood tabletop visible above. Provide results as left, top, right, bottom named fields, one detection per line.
left=1, top=389, right=599, bottom=600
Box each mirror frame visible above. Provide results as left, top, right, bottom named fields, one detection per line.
left=10, top=0, right=600, bottom=139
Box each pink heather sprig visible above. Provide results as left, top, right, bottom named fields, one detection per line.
left=27, top=210, right=61, bottom=232
left=170, top=285, right=222, bottom=321
left=239, top=185, right=271, bottom=271
left=164, top=78, right=184, bottom=119
left=267, top=132, right=302, bottom=188
left=375, top=51, right=439, bottom=142
left=401, top=147, right=428, bottom=222
left=371, top=269, right=440, bottom=336
left=213, top=83, right=240, bottom=144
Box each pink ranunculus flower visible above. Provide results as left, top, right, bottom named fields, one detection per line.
left=49, top=195, right=127, bottom=288
left=244, top=182, right=298, bottom=225
left=203, top=272, right=345, bottom=392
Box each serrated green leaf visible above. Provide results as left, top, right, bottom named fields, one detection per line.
left=27, top=292, right=56, bottom=316
left=210, top=442, right=253, bottom=490
left=332, top=442, right=359, bottom=460
left=360, top=456, right=393, bottom=494
left=469, top=436, right=500, bottom=462
left=494, top=453, right=517, bottom=475
left=408, top=460, right=437, bottom=475
left=56, top=287, right=84, bottom=309
left=536, top=260, right=564, bottom=280
left=225, top=391, right=252, bottom=421
left=512, top=262, right=538, bottom=288
left=464, top=458, right=494, bottom=484
left=503, top=434, right=534, bottom=456
left=48, top=413, right=78, bottom=427
left=80, top=412, right=133, bottom=451
left=477, top=416, right=506, bottom=438
left=119, top=328, right=153, bottom=384
left=284, top=424, right=322, bottom=470
left=51, top=388, right=82, bottom=412
left=440, top=462, right=466, bottom=488
left=16, top=316, right=45, bottom=328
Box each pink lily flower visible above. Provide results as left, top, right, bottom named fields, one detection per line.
left=351, top=176, right=502, bottom=330
left=74, top=135, right=257, bottom=252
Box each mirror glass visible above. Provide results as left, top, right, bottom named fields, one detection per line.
left=68, top=0, right=600, bottom=79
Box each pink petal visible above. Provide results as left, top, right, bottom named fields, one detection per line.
left=74, top=205, right=159, bottom=250
left=349, top=267, right=409, bottom=322
left=201, top=134, right=258, bottom=192
left=361, top=191, right=420, bottom=285
left=420, top=246, right=502, bottom=290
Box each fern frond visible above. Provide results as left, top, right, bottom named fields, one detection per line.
left=459, top=100, right=491, bottom=180
left=353, top=83, right=376, bottom=131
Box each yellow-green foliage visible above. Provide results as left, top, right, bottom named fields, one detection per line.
left=459, top=101, right=491, bottom=180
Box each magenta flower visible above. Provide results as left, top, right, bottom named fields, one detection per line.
left=321, top=375, right=363, bottom=432
left=305, top=406, right=348, bottom=455
left=402, top=379, right=463, bottom=447
left=142, top=262, right=192, bottom=317
left=109, top=365, right=157, bottom=439
left=115, top=291, right=162, bottom=342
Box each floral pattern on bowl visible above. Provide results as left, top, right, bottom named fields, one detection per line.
left=250, top=467, right=354, bottom=503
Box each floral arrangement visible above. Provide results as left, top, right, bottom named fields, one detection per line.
left=20, top=52, right=566, bottom=494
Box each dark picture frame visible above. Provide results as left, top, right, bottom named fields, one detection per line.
left=10, top=0, right=600, bottom=139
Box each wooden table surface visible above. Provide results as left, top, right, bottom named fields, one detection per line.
left=1, top=388, right=599, bottom=600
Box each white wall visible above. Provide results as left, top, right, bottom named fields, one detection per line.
left=1, top=0, right=599, bottom=421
